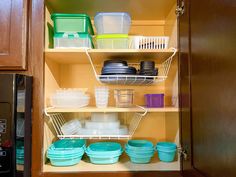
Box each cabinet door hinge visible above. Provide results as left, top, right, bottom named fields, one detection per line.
left=176, top=1, right=185, bottom=17
left=178, top=146, right=188, bottom=160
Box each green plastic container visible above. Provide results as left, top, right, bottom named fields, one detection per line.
left=96, top=34, right=129, bottom=49
left=51, top=13, right=94, bottom=35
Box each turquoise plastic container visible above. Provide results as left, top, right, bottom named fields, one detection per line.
left=129, top=156, right=152, bottom=164
left=50, top=156, right=83, bottom=166
left=156, top=142, right=177, bottom=162
left=51, top=13, right=94, bottom=35
left=125, top=140, right=155, bottom=164
left=47, top=139, right=86, bottom=166
left=86, top=142, right=123, bottom=164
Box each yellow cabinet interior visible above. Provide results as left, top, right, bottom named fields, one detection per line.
left=43, top=0, right=179, bottom=173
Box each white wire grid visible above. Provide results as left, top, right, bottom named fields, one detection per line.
left=44, top=105, right=147, bottom=140
left=84, top=48, right=177, bottom=85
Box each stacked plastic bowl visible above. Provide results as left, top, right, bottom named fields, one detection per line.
left=47, top=139, right=86, bottom=166
left=86, top=142, right=123, bottom=164
left=16, top=141, right=24, bottom=165
left=156, top=142, right=177, bottom=162
left=125, top=140, right=155, bottom=164
left=61, top=119, right=82, bottom=135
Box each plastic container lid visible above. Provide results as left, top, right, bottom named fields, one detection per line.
left=91, top=113, right=118, bottom=122
left=85, top=121, right=120, bottom=129
left=61, top=119, right=82, bottom=135
left=156, top=142, right=177, bottom=151
left=86, top=142, right=122, bottom=156
left=97, top=34, right=128, bottom=39
left=126, top=140, right=154, bottom=150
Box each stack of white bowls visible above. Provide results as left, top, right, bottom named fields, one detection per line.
left=94, top=87, right=109, bottom=108
left=50, top=89, right=90, bottom=108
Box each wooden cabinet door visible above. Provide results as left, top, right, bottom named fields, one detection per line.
left=180, top=0, right=236, bottom=177
left=0, top=0, right=28, bottom=70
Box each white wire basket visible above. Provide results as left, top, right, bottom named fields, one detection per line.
left=84, top=47, right=177, bottom=85
left=129, top=36, right=169, bottom=49
left=44, top=106, right=147, bottom=140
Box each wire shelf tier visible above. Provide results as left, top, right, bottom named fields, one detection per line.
left=84, top=47, right=177, bottom=85
left=44, top=106, right=147, bottom=140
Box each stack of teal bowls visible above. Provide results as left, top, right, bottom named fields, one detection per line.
left=16, top=141, right=24, bottom=165
left=156, top=142, right=177, bottom=162
left=47, top=139, right=86, bottom=166
left=125, top=140, right=155, bottom=164
left=86, top=142, right=123, bottom=164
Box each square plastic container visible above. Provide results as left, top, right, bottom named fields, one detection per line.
left=145, top=94, right=164, bottom=108
left=114, top=89, right=134, bottom=108
left=51, top=13, right=94, bottom=35
left=54, top=33, right=94, bottom=49
left=94, top=12, right=131, bottom=34
left=96, top=34, right=129, bottom=49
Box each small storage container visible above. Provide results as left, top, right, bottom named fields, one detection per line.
left=91, top=113, right=118, bottom=122
left=54, top=33, right=94, bottom=49
left=156, top=142, right=177, bottom=162
left=94, top=12, right=131, bottom=34
left=86, top=142, right=123, bottom=164
left=51, top=13, right=94, bottom=35
left=145, top=94, right=164, bottom=108
left=96, top=34, right=129, bottom=49
left=114, top=89, right=134, bottom=108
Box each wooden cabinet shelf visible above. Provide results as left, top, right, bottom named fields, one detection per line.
left=45, top=106, right=179, bottom=113
left=44, top=49, right=175, bottom=64
left=43, top=156, right=180, bottom=172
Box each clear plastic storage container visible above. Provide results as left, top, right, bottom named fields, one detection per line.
left=54, top=33, right=94, bottom=49
left=94, top=12, right=131, bottom=34
left=96, top=34, right=129, bottom=49
left=114, top=89, right=134, bottom=108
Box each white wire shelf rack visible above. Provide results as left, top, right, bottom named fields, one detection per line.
left=84, top=47, right=177, bottom=85
left=44, top=105, right=147, bottom=140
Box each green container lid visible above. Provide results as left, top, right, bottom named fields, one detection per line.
left=96, top=34, right=128, bottom=39
left=51, top=13, right=94, bottom=35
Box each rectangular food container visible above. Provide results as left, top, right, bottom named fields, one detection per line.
left=114, top=89, right=134, bottom=108
left=96, top=34, right=129, bottom=49
left=54, top=33, right=94, bottom=49
left=94, top=12, right=131, bottom=34
left=51, top=13, right=94, bottom=35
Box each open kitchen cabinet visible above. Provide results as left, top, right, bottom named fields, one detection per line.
left=43, top=0, right=181, bottom=175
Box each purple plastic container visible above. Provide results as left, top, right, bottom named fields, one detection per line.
left=145, top=94, right=164, bottom=108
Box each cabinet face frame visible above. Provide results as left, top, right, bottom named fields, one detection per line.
left=0, top=0, right=28, bottom=70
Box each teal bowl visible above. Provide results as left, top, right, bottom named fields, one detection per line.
left=129, top=156, right=152, bottom=164
left=88, top=155, right=120, bottom=165
left=156, top=142, right=177, bottom=151
left=126, top=140, right=154, bottom=151
left=157, top=148, right=176, bottom=162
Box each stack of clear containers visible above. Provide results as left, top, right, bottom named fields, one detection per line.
left=125, top=140, right=155, bottom=164
left=95, top=87, right=109, bottom=108
left=47, top=139, right=86, bottom=166
left=50, top=89, right=90, bottom=108
left=78, top=113, right=128, bottom=136
left=86, top=142, right=123, bottom=164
